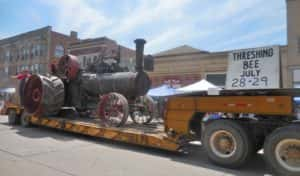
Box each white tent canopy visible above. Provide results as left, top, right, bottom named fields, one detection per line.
left=177, top=79, right=220, bottom=93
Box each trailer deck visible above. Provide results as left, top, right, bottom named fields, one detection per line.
left=28, top=115, right=180, bottom=151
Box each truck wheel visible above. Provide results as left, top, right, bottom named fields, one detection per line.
left=202, top=120, right=254, bottom=168
left=8, top=109, right=18, bottom=125
left=264, top=125, right=300, bottom=176
left=20, top=112, right=31, bottom=127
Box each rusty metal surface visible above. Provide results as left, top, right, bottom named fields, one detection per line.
left=80, top=71, right=150, bottom=97
left=134, top=39, right=146, bottom=73
left=56, top=54, right=80, bottom=80
left=23, top=75, right=65, bottom=116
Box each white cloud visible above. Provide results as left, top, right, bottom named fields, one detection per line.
left=146, top=25, right=212, bottom=53
left=109, top=0, right=192, bottom=36
left=44, top=0, right=111, bottom=38
left=39, top=0, right=286, bottom=53
left=0, top=32, right=10, bottom=40
left=213, top=24, right=286, bottom=51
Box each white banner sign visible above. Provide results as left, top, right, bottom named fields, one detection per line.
left=226, top=46, right=280, bottom=90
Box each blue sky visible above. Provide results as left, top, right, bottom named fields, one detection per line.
left=0, top=0, right=287, bottom=54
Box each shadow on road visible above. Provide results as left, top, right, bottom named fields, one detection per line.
left=1, top=121, right=76, bottom=141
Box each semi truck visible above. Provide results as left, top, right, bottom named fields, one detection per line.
left=2, top=88, right=300, bottom=176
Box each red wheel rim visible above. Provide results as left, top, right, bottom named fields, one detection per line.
left=32, top=88, right=42, bottom=102
left=98, top=93, right=128, bottom=127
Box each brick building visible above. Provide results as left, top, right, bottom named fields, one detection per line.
left=68, top=37, right=136, bottom=71
left=0, top=26, right=78, bottom=89
left=149, top=0, right=300, bottom=89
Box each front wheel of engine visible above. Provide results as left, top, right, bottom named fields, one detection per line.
left=130, top=95, right=155, bottom=125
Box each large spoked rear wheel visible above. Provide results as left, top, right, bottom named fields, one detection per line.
left=264, top=125, right=300, bottom=176
left=98, top=93, right=129, bottom=127
left=202, top=120, right=254, bottom=168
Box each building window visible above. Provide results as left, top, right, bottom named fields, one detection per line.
left=83, top=56, right=86, bottom=67
left=293, top=69, right=300, bottom=88
left=55, top=44, right=64, bottom=58
left=298, top=37, right=300, bottom=54
left=26, top=48, right=30, bottom=59
left=5, top=50, right=10, bottom=61
left=4, top=66, right=9, bottom=75
left=16, top=51, right=19, bottom=60
left=87, top=57, right=91, bottom=65
left=206, top=73, right=227, bottom=87
left=35, top=64, right=39, bottom=73
left=30, top=65, right=34, bottom=72
left=36, top=45, right=40, bottom=56
left=31, top=46, right=35, bottom=58
left=21, top=48, right=25, bottom=60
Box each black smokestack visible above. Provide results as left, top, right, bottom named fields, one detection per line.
left=134, top=39, right=146, bottom=72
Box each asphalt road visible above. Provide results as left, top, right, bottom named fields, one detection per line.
left=0, top=115, right=272, bottom=176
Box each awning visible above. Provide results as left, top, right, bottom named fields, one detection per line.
left=295, top=97, right=300, bottom=104
left=177, top=79, right=220, bottom=93
left=147, top=85, right=177, bottom=97
left=0, top=88, right=16, bottom=93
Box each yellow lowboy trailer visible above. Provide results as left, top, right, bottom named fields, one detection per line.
left=4, top=89, right=300, bottom=176
left=27, top=115, right=180, bottom=151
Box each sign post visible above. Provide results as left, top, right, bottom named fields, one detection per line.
left=226, top=46, right=280, bottom=90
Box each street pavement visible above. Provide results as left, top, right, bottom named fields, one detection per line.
left=0, top=115, right=272, bottom=176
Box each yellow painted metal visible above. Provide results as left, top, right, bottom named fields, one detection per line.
left=165, top=95, right=294, bottom=136
left=2, top=104, right=23, bottom=115
left=167, top=97, right=196, bottom=110
left=165, top=110, right=195, bottom=134
left=196, top=96, right=293, bottom=115
left=167, top=96, right=293, bottom=115
left=29, top=116, right=180, bottom=152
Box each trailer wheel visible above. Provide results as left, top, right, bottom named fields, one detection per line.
left=202, top=120, right=254, bottom=168
left=264, top=125, right=300, bottom=176
left=20, top=112, right=31, bottom=127
left=8, top=109, right=18, bottom=125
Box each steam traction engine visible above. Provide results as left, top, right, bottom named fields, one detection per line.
left=22, top=39, right=152, bottom=127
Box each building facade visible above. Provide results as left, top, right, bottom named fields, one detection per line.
left=0, top=26, right=78, bottom=89
left=286, top=0, right=300, bottom=88
left=68, top=37, right=136, bottom=71
left=149, top=45, right=288, bottom=88
left=149, top=0, right=300, bottom=89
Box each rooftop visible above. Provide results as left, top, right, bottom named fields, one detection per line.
left=154, top=45, right=209, bottom=57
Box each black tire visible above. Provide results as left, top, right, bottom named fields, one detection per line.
left=8, top=109, right=18, bottom=125
left=202, top=120, right=254, bottom=168
left=20, top=112, right=31, bottom=127
left=264, top=125, right=300, bottom=176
